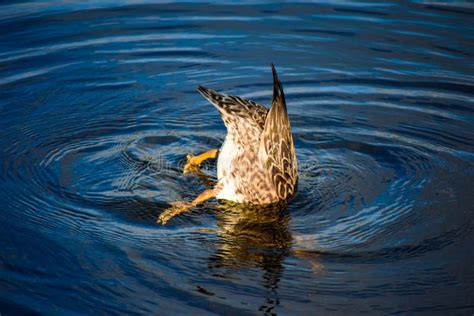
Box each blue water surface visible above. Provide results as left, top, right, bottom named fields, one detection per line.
left=1, top=1, right=473, bottom=315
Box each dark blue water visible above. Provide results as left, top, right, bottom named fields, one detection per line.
left=1, top=1, right=473, bottom=314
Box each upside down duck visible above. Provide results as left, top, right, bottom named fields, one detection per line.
left=158, top=64, right=298, bottom=224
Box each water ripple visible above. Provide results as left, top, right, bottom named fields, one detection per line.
left=0, top=1, right=473, bottom=314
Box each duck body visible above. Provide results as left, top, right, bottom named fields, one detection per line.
left=214, top=99, right=270, bottom=203
left=198, top=65, right=298, bottom=205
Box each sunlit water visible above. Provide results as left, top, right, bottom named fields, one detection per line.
left=1, top=1, right=473, bottom=314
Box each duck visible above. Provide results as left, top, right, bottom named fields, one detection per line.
left=158, top=64, right=298, bottom=224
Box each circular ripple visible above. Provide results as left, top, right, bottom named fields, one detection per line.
left=1, top=1, right=473, bottom=314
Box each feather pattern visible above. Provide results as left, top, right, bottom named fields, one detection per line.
left=258, top=64, right=298, bottom=200
left=197, top=64, right=298, bottom=204
left=197, top=86, right=268, bottom=130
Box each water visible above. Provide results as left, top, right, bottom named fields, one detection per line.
left=1, top=1, right=473, bottom=314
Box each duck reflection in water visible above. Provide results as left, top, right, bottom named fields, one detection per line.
left=208, top=202, right=291, bottom=314
left=203, top=202, right=323, bottom=314
left=210, top=201, right=291, bottom=267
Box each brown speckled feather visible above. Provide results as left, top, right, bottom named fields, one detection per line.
left=258, top=65, right=298, bottom=200
left=197, top=64, right=298, bottom=204
left=197, top=86, right=268, bottom=130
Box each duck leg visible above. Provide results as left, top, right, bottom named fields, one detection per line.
left=183, top=149, right=219, bottom=174
left=157, top=189, right=217, bottom=225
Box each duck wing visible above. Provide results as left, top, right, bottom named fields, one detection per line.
left=197, top=86, right=268, bottom=130
left=258, top=64, right=298, bottom=200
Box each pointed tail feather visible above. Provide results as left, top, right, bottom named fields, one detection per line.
left=258, top=64, right=298, bottom=200
left=198, top=85, right=270, bottom=130
left=271, top=63, right=288, bottom=115
left=197, top=86, right=228, bottom=113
